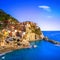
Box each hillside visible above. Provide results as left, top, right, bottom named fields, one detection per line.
left=0, top=9, right=44, bottom=54
left=0, top=9, right=19, bottom=29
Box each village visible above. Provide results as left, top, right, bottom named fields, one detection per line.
left=0, top=10, right=44, bottom=54
left=0, top=20, right=44, bottom=54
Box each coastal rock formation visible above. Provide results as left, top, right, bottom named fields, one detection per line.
left=0, top=10, right=44, bottom=53
left=0, top=9, right=60, bottom=54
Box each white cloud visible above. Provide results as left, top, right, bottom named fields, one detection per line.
left=38, top=5, right=51, bottom=12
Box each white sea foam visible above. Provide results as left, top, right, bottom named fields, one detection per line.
left=2, top=56, right=5, bottom=59
left=0, top=53, right=6, bottom=56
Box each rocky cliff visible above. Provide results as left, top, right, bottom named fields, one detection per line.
left=0, top=10, right=44, bottom=51
left=0, top=9, right=45, bottom=54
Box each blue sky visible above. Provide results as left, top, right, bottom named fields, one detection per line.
left=0, top=0, right=60, bottom=31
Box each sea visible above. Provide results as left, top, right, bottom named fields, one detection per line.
left=0, top=31, right=60, bottom=60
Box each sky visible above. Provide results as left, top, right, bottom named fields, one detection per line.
left=0, top=0, right=60, bottom=31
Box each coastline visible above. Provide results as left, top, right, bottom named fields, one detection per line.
left=0, top=44, right=31, bottom=55
left=0, top=39, right=42, bottom=56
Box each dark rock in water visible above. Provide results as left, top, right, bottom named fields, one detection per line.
left=43, top=37, right=60, bottom=45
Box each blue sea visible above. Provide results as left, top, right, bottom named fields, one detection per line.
left=0, top=31, right=60, bottom=60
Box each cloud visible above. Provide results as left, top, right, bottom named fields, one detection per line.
left=38, top=5, right=51, bottom=12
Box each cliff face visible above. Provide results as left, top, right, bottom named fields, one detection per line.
left=22, top=21, right=43, bottom=41
left=0, top=10, right=43, bottom=47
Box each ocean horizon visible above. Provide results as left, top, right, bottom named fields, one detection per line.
left=0, top=31, right=60, bottom=60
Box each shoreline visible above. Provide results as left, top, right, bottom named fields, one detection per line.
left=0, top=44, right=32, bottom=56
left=0, top=39, right=42, bottom=56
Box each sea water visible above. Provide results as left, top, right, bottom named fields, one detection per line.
left=0, top=31, right=60, bottom=60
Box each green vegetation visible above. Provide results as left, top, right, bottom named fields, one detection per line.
left=0, top=9, right=18, bottom=21
left=0, top=9, right=19, bottom=29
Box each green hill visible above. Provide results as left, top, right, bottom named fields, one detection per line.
left=0, top=9, right=19, bottom=29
